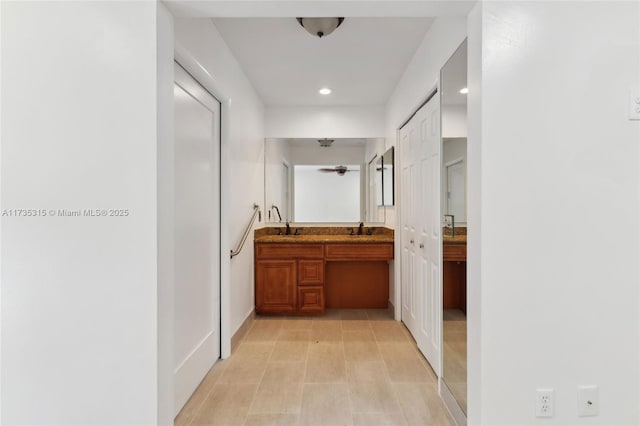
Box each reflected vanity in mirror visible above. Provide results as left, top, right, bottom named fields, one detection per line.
left=264, top=138, right=387, bottom=223
left=441, top=39, right=468, bottom=419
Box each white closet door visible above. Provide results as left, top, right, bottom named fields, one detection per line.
left=173, top=62, right=221, bottom=415
left=400, top=92, right=441, bottom=376
left=401, top=126, right=418, bottom=334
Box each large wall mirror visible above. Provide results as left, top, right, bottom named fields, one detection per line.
left=265, top=138, right=386, bottom=223
left=440, top=39, right=468, bottom=417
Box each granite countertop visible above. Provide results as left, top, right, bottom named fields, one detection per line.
left=255, top=226, right=394, bottom=244
left=443, top=234, right=467, bottom=244
left=443, top=226, right=467, bottom=244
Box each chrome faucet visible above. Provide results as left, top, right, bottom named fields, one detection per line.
left=271, top=204, right=282, bottom=222
left=444, top=214, right=455, bottom=237
left=358, top=222, right=364, bottom=235
left=285, top=221, right=291, bottom=235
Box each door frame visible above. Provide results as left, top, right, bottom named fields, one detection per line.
left=175, top=45, right=232, bottom=359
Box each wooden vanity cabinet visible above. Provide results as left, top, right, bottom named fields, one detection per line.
left=255, top=241, right=394, bottom=315
left=255, top=244, right=324, bottom=315
left=443, top=241, right=467, bottom=314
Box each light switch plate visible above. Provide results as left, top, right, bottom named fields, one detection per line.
left=630, top=88, right=640, bottom=120
left=577, top=385, right=599, bottom=417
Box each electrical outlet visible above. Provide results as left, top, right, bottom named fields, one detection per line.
left=578, top=385, right=599, bottom=417
left=536, top=389, right=554, bottom=418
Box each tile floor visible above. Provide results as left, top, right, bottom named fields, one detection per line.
left=175, top=309, right=454, bottom=426
left=442, top=309, right=467, bottom=414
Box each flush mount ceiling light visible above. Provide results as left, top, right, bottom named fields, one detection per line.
left=317, top=138, right=334, bottom=148
left=319, top=88, right=332, bottom=95
left=459, top=87, right=469, bottom=94
left=296, top=18, right=344, bottom=38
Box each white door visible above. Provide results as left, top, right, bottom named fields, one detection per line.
left=173, top=62, right=221, bottom=415
left=400, top=93, right=442, bottom=375
left=401, top=126, right=418, bottom=335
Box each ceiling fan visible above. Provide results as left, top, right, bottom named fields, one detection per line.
left=317, top=165, right=354, bottom=176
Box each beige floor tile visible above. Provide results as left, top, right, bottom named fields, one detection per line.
left=300, top=383, right=353, bottom=426
left=341, top=319, right=372, bottom=331
left=177, top=310, right=453, bottom=426
left=277, top=329, right=311, bottom=342
left=393, top=383, right=453, bottom=426
left=270, top=340, right=309, bottom=362
left=175, top=360, right=229, bottom=425
left=346, top=361, right=401, bottom=413
left=352, top=412, right=409, bottom=426
left=371, top=322, right=411, bottom=342
left=342, top=329, right=376, bottom=342
left=305, top=341, right=346, bottom=383
left=244, top=320, right=283, bottom=342
left=250, top=362, right=305, bottom=414
left=192, top=382, right=258, bottom=426
left=281, top=318, right=313, bottom=330
left=218, top=343, right=274, bottom=384
left=343, top=337, right=382, bottom=363
left=443, top=312, right=467, bottom=412
left=378, top=342, right=436, bottom=383
left=234, top=342, right=277, bottom=358
left=310, top=320, right=343, bottom=342
left=243, top=413, right=299, bottom=426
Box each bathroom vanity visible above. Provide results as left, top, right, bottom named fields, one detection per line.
left=254, top=227, right=394, bottom=315
left=443, top=231, right=467, bottom=313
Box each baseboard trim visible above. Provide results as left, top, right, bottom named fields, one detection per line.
left=440, top=379, right=467, bottom=426
left=230, top=309, right=255, bottom=354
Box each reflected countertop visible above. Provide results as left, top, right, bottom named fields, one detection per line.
left=443, top=227, right=467, bottom=244
left=443, top=234, right=467, bottom=244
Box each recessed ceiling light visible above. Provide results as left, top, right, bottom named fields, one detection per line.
left=319, top=88, right=332, bottom=95
left=459, top=87, right=468, bottom=94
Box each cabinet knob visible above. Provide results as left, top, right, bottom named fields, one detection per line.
left=419, top=243, right=424, bottom=248
left=410, top=239, right=414, bottom=244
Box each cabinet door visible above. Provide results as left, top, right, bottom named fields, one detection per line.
left=297, top=286, right=325, bottom=314
left=255, top=260, right=297, bottom=314
left=298, top=260, right=324, bottom=285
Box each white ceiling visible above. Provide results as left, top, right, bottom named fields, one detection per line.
left=212, top=18, right=434, bottom=106
left=166, top=1, right=475, bottom=19
left=284, top=138, right=368, bottom=147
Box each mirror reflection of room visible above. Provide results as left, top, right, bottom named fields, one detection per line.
left=441, top=39, right=468, bottom=416
left=264, top=138, right=386, bottom=223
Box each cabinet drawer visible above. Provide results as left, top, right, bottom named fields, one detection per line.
left=443, top=243, right=466, bottom=261
left=255, top=243, right=324, bottom=259
left=298, top=260, right=324, bottom=285
left=325, top=243, right=394, bottom=260
left=297, top=286, right=324, bottom=314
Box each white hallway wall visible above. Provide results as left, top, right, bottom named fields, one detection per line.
left=1, top=1, right=166, bottom=424
left=467, top=1, right=640, bottom=424
left=174, top=19, right=265, bottom=337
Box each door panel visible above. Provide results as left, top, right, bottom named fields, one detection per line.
left=399, top=92, right=441, bottom=376
left=173, top=62, right=221, bottom=415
